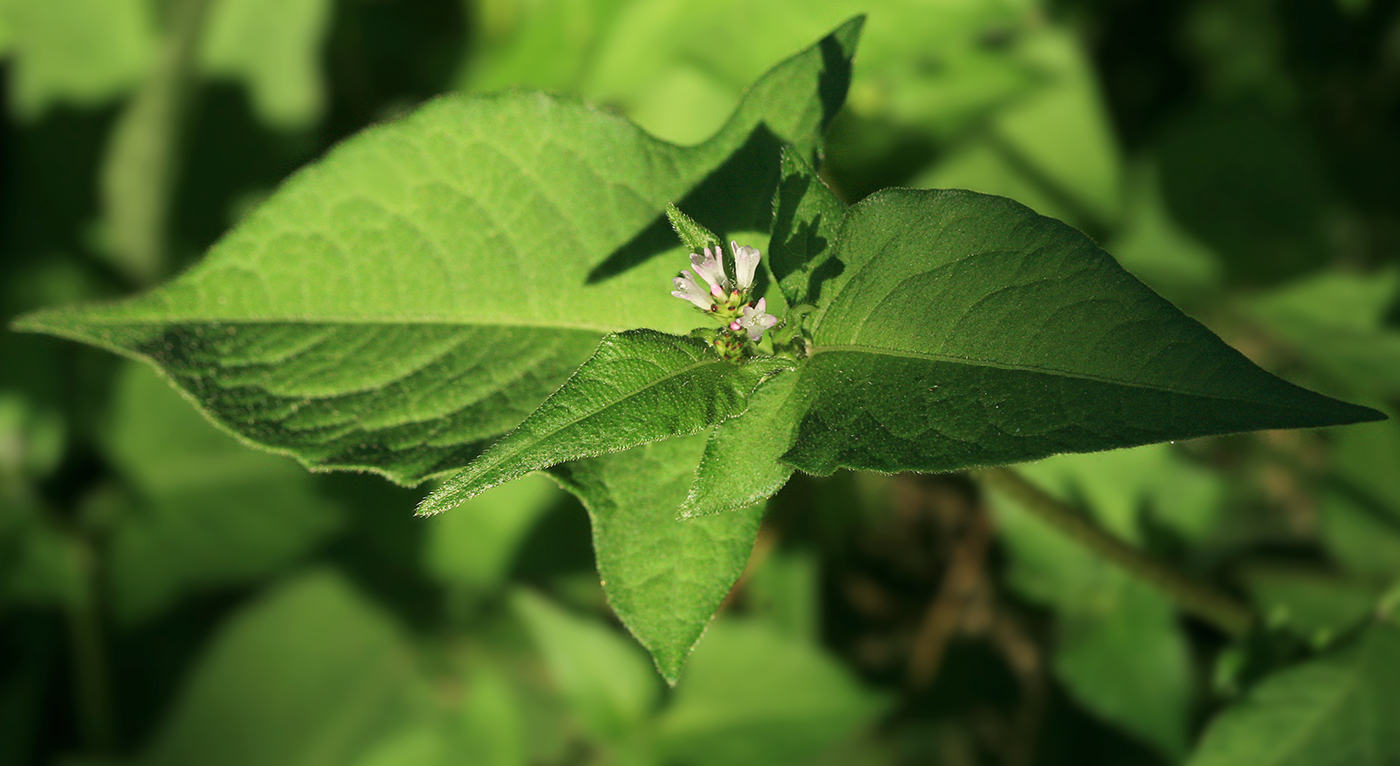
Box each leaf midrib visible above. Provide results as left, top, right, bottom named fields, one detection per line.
left=808, top=343, right=1310, bottom=410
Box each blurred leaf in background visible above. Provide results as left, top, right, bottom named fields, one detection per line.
left=100, top=362, right=342, bottom=625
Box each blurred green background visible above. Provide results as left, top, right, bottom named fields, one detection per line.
left=3, top=0, right=1400, bottom=764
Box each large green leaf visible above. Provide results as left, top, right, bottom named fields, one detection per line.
left=418, top=330, right=791, bottom=515
left=136, top=571, right=432, bottom=766
left=549, top=435, right=766, bottom=683
left=14, top=19, right=861, bottom=485
left=778, top=187, right=1380, bottom=476
left=1188, top=620, right=1400, bottom=766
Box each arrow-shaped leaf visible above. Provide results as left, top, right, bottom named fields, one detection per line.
left=780, top=187, right=1381, bottom=475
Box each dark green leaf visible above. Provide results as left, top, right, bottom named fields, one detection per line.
left=681, top=372, right=802, bottom=518
left=782, top=188, right=1380, bottom=476
left=550, top=435, right=765, bottom=683
left=419, top=330, right=790, bottom=515
left=768, top=147, right=847, bottom=308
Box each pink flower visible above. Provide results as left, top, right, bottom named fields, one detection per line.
left=732, top=241, right=761, bottom=291
left=736, top=298, right=779, bottom=342
left=671, top=270, right=713, bottom=310
left=690, top=246, right=729, bottom=298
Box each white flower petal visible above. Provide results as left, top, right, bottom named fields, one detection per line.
left=671, top=270, right=713, bottom=310
left=738, top=298, right=779, bottom=342
left=732, top=241, right=761, bottom=291
left=690, top=246, right=730, bottom=294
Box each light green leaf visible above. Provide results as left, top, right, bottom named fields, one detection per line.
left=350, top=661, right=528, bottom=766
left=351, top=726, right=448, bottom=766
left=16, top=19, right=860, bottom=485
left=550, top=435, right=765, bottom=683
left=1333, top=418, right=1400, bottom=516
left=745, top=547, right=821, bottom=642
left=913, top=25, right=1122, bottom=229
left=1242, top=567, right=1382, bottom=646
left=103, top=362, right=341, bottom=625
left=1107, top=162, right=1223, bottom=306
left=1248, top=269, right=1400, bottom=398
left=781, top=188, right=1380, bottom=477
left=666, top=203, right=722, bottom=254
left=4, top=0, right=157, bottom=119
left=423, top=472, right=561, bottom=591
left=137, top=571, right=432, bottom=766
left=989, top=26, right=1123, bottom=226
left=513, top=588, right=660, bottom=744
left=198, top=0, right=331, bottom=130
left=1319, top=489, right=1400, bottom=580
left=420, top=331, right=790, bottom=515
left=572, top=0, right=1029, bottom=145
left=656, top=618, right=886, bottom=766
left=1022, top=444, right=1225, bottom=543
left=1188, top=621, right=1400, bottom=766
left=456, top=0, right=632, bottom=96
left=0, top=391, right=65, bottom=480
left=453, top=662, right=529, bottom=766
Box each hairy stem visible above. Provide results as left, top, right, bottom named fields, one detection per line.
left=972, top=466, right=1254, bottom=637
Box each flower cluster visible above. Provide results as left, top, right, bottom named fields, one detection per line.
left=671, top=241, right=778, bottom=345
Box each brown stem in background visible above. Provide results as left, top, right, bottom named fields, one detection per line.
left=986, top=612, right=1045, bottom=766
left=972, top=466, right=1254, bottom=637
left=908, top=501, right=994, bottom=689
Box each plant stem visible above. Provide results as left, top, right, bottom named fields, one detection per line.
left=100, top=0, right=214, bottom=284
left=65, top=535, right=114, bottom=753
left=972, top=466, right=1254, bottom=637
